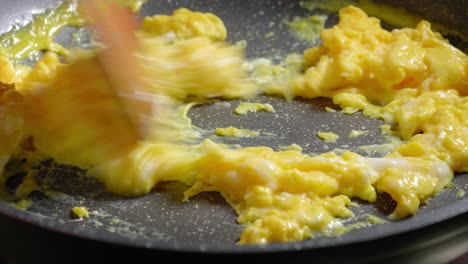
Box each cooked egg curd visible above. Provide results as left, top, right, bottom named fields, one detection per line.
left=0, top=2, right=466, bottom=245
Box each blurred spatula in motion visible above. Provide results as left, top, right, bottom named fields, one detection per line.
left=20, top=0, right=157, bottom=168
left=82, top=0, right=154, bottom=140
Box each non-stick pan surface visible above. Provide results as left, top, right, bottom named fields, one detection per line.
left=0, top=0, right=467, bottom=263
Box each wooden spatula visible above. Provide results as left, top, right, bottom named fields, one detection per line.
left=17, top=1, right=157, bottom=168
left=81, top=0, right=153, bottom=140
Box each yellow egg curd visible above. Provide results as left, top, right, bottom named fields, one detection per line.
left=0, top=2, right=466, bottom=245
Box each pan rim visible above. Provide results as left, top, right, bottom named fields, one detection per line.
left=1, top=189, right=467, bottom=253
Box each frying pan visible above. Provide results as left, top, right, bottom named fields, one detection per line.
left=0, top=0, right=467, bottom=263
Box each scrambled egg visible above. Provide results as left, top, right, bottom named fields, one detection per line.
left=215, top=127, right=260, bottom=138
left=317, top=132, right=339, bottom=143
left=71, top=206, right=90, bottom=219
left=349, top=130, right=368, bottom=138
left=142, top=8, right=227, bottom=41
left=234, top=102, right=275, bottom=115
left=0, top=84, right=23, bottom=177
left=0, top=2, right=466, bottom=245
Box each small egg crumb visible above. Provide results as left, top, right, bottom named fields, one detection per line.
left=236, top=40, right=248, bottom=49
left=215, top=126, right=260, bottom=138
left=278, top=144, right=303, bottom=152
left=341, top=107, right=359, bottom=115
left=317, top=132, right=339, bottom=143
left=445, top=182, right=456, bottom=188
left=265, top=31, right=275, bottom=38
left=367, top=214, right=388, bottom=224
left=71, top=206, right=89, bottom=219
left=286, top=15, right=327, bottom=42
left=235, top=102, right=275, bottom=115
left=380, top=124, right=392, bottom=135
left=325, top=106, right=337, bottom=112
left=349, top=129, right=368, bottom=138
left=14, top=199, right=32, bottom=210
